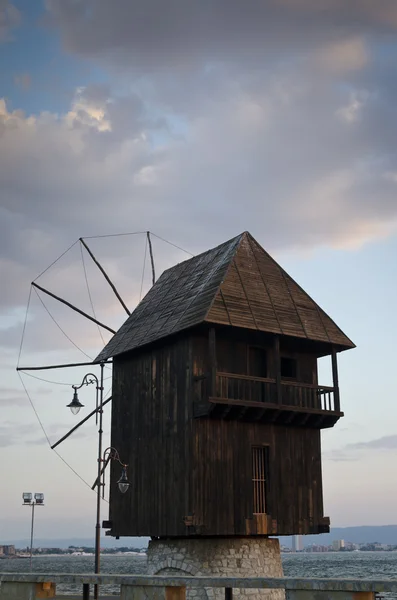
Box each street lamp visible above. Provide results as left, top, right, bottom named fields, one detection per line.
left=67, top=389, right=84, bottom=415
left=97, top=447, right=129, bottom=496
left=69, top=365, right=129, bottom=600
left=22, top=492, right=44, bottom=571
left=67, top=372, right=101, bottom=416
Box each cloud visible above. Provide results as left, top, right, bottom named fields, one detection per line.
left=0, top=392, right=29, bottom=407
left=0, top=422, right=46, bottom=447
left=349, top=435, right=397, bottom=450
left=45, top=0, right=397, bottom=74
left=14, top=73, right=32, bottom=90
left=316, top=37, right=369, bottom=73
left=0, top=0, right=20, bottom=42
left=2, top=0, right=397, bottom=365
left=0, top=415, right=98, bottom=448
left=325, top=435, right=397, bottom=462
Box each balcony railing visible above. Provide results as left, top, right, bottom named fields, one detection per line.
left=215, top=372, right=336, bottom=412
left=193, top=371, right=341, bottom=427
left=216, top=372, right=277, bottom=405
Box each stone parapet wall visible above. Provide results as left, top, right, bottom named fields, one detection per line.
left=147, top=537, right=284, bottom=600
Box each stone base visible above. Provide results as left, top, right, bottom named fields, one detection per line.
left=147, top=537, right=284, bottom=600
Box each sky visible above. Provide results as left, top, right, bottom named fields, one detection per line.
left=1, top=0, right=397, bottom=543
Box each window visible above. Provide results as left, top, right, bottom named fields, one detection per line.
left=252, top=446, right=269, bottom=514
left=280, top=356, right=297, bottom=379
left=248, top=347, right=267, bottom=378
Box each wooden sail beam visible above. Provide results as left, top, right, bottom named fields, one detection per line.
left=17, top=360, right=111, bottom=372
left=80, top=238, right=130, bottom=316
left=32, top=282, right=116, bottom=335
left=51, top=396, right=112, bottom=450
left=147, top=231, right=156, bottom=286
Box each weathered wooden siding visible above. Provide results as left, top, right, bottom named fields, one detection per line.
left=191, top=419, right=323, bottom=536
left=109, top=335, right=193, bottom=538
left=108, top=329, right=326, bottom=538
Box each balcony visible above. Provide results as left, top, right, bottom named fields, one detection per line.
left=193, top=372, right=342, bottom=428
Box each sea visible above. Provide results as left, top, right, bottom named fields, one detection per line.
left=1, top=552, right=397, bottom=596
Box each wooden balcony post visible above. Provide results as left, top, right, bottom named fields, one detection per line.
left=274, top=335, right=282, bottom=405
left=209, top=328, right=217, bottom=397
left=331, top=347, right=340, bottom=412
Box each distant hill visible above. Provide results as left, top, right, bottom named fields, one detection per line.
left=279, top=525, right=397, bottom=548
left=4, top=526, right=397, bottom=550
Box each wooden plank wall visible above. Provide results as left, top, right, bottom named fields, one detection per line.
left=109, top=336, right=193, bottom=538
left=190, top=417, right=324, bottom=536
left=109, top=329, right=326, bottom=538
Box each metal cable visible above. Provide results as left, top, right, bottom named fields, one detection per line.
left=18, top=372, right=52, bottom=446
left=17, top=286, right=32, bottom=368
left=33, top=240, right=79, bottom=282
left=81, top=231, right=146, bottom=240
left=149, top=232, right=194, bottom=256
left=33, top=287, right=94, bottom=361
left=82, top=230, right=194, bottom=257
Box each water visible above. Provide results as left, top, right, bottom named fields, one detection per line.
left=0, top=552, right=397, bottom=596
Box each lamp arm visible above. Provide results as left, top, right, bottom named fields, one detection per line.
left=72, top=373, right=100, bottom=392
left=103, top=446, right=128, bottom=467
left=91, top=449, right=128, bottom=492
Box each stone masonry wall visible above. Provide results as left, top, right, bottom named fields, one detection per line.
left=147, top=537, right=284, bottom=600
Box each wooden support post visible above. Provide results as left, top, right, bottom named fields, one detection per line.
left=225, top=588, right=233, bottom=600
left=0, top=581, right=55, bottom=599
left=274, top=335, right=282, bottom=405
left=120, top=585, right=186, bottom=600
left=331, top=347, right=340, bottom=412
left=83, top=583, right=90, bottom=600
left=286, top=591, right=376, bottom=600
left=166, top=587, right=186, bottom=600
left=209, top=328, right=217, bottom=398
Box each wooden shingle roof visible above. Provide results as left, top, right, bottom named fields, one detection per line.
left=95, top=232, right=354, bottom=361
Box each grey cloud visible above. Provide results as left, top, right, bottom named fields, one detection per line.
left=0, top=0, right=20, bottom=42
left=0, top=394, right=28, bottom=407
left=0, top=422, right=46, bottom=447
left=323, top=451, right=360, bottom=463
left=348, top=435, right=397, bottom=450
left=0, top=418, right=97, bottom=448
left=2, top=2, right=397, bottom=364
left=0, top=386, right=53, bottom=406
left=46, top=1, right=397, bottom=73
left=324, top=435, right=397, bottom=462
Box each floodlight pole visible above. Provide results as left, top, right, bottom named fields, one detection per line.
left=29, top=502, right=35, bottom=571
left=22, top=494, right=44, bottom=572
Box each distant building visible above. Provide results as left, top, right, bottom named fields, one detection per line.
left=332, top=540, right=345, bottom=551
left=0, top=545, right=15, bottom=556
left=292, top=535, right=303, bottom=552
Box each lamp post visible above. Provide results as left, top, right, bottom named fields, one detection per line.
left=68, top=364, right=129, bottom=600
left=22, top=492, right=44, bottom=571
left=68, top=364, right=104, bottom=600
